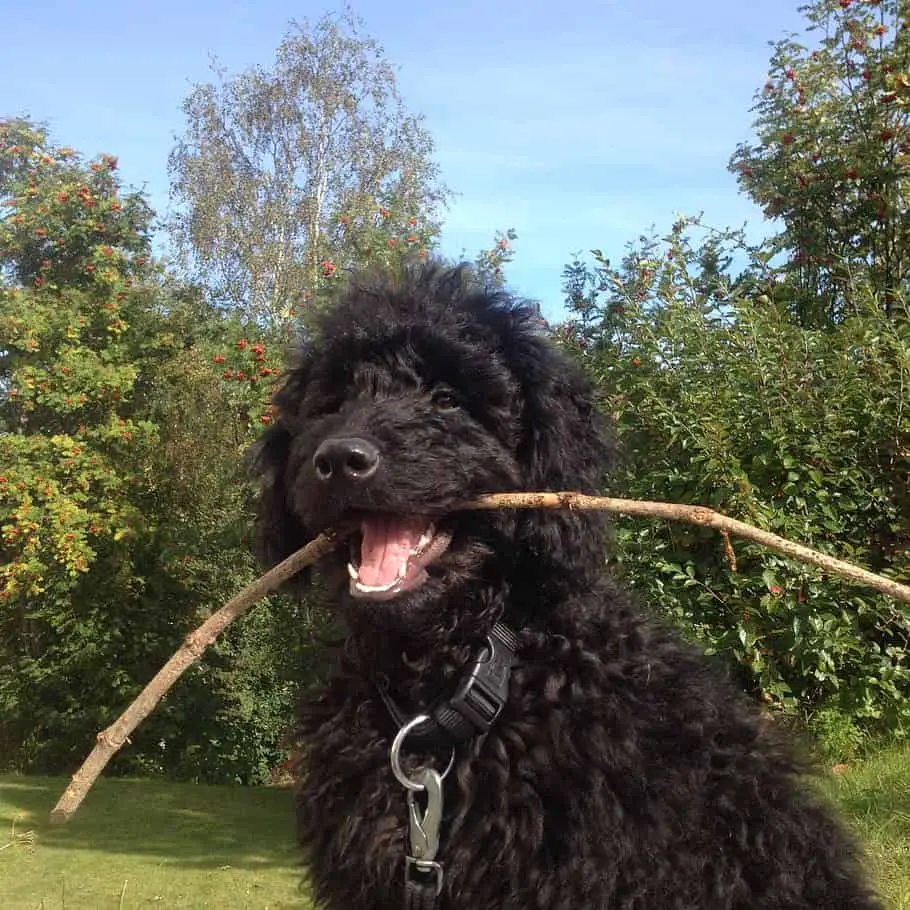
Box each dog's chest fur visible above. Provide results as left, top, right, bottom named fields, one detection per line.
left=291, top=617, right=874, bottom=910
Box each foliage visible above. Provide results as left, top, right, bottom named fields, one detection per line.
left=0, top=119, right=323, bottom=782
left=10, top=0, right=910, bottom=788
left=811, top=705, right=868, bottom=762
left=473, top=227, right=518, bottom=289
left=561, top=217, right=910, bottom=734
left=730, top=0, right=910, bottom=324
left=0, top=116, right=160, bottom=607
left=167, top=6, right=450, bottom=326
left=0, top=117, right=177, bottom=769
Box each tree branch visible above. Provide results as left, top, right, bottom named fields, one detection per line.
left=48, top=528, right=343, bottom=826
left=457, top=493, right=910, bottom=605
left=49, top=493, right=909, bottom=825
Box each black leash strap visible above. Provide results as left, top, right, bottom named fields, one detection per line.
left=404, top=858, right=444, bottom=909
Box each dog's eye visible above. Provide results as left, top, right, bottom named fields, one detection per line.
left=431, top=388, right=459, bottom=411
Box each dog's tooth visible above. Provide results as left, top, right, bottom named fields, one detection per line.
left=347, top=562, right=359, bottom=581
left=411, top=524, right=436, bottom=556
left=353, top=578, right=398, bottom=593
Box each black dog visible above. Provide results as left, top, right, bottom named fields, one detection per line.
left=253, top=263, right=881, bottom=909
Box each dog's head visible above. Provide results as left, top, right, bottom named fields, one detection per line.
left=252, top=263, right=616, bottom=632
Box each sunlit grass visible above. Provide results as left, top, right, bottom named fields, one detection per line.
left=0, top=775, right=308, bottom=909
left=1, top=746, right=908, bottom=908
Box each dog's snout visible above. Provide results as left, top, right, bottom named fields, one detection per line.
left=313, top=437, right=381, bottom=483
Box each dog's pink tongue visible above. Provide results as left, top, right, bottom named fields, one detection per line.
left=358, top=517, right=426, bottom=587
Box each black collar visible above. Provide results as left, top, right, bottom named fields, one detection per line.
left=375, top=622, right=521, bottom=751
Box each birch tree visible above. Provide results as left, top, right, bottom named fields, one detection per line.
left=168, top=8, right=450, bottom=325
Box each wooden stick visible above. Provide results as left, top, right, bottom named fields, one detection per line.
left=458, top=493, right=910, bottom=605
left=49, top=492, right=909, bottom=825
left=48, top=528, right=343, bottom=825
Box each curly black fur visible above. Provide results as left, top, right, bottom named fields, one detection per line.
left=252, top=263, right=881, bottom=909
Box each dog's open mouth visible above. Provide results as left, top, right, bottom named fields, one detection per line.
left=347, top=515, right=453, bottom=601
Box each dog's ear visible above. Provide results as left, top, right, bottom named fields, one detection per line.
left=508, top=326, right=617, bottom=602
left=248, top=364, right=315, bottom=590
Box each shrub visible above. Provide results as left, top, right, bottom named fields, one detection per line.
left=562, top=218, right=910, bottom=736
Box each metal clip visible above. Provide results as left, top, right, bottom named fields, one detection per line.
left=393, top=722, right=449, bottom=906
left=406, top=766, right=443, bottom=862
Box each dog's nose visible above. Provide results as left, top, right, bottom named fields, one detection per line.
left=313, top=437, right=381, bottom=483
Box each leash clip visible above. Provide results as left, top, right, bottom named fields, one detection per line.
left=403, top=767, right=446, bottom=905
left=391, top=717, right=450, bottom=906
left=407, top=767, right=443, bottom=862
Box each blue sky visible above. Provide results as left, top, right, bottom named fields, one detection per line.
left=1, top=0, right=808, bottom=319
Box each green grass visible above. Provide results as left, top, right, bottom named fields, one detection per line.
left=821, top=742, right=910, bottom=910
left=0, top=775, right=308, bottom=909
left=0, top=746, right=908, bottom=909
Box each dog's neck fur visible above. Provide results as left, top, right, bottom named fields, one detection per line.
left=342, top=581, right=512, bottom=712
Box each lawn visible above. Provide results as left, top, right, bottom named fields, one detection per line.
left=819, top=743, right=910, bottom=910
left=0, top=775, right=307, bottom=909
left=1, top=746, right=908, bottom=909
